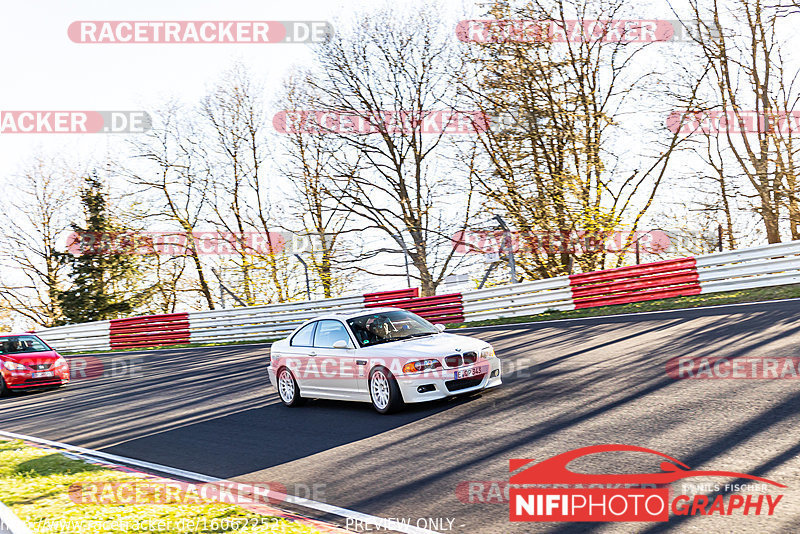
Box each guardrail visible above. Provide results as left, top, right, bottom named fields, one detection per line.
left=461, top=276, right=573, bottom=321
left=33, top=321, right=110, bottom=353
left=34, top=240, right=800, bottom=353
left=696, top=241, right=800, bottom=293
left=188, top=295, right=366, bottom=344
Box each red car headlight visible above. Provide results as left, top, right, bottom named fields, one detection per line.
left=3, top=361, right=26, bottom=371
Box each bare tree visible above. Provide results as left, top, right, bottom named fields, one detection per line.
left=0, top=155, right=76, bottom=327
left=684, top=0, right=800, bottom=243
left=125, top=103, right=216, bottom=309
left=464, top=0, right=694, bottom=276
left=202, top=63, right=297, bottom=304
left=300, top=7, right=476, bottom=296
left=275, top=74, right=353, bottom=299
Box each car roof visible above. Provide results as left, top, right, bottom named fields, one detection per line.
left=0, top=333, right=40, bottom=337
left=311, top=307, right=403, bottom=322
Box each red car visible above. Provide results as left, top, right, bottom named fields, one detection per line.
left=0, top=334, right=70, bottom=394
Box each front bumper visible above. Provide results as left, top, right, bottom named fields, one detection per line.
left=396, top=357, right=502, bottom=404
left=4, top=368, right=69, bottom=389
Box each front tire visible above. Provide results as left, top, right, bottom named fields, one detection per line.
left=369, top=367, right=404, bottom=414
left=0, top=375, right=6, bottom=397
left=277, top=368, right=304, bottom=407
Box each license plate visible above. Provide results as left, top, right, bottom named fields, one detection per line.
left=32, top=371, right=54, bottom=378
left=454, top=367, right=483, bottom=380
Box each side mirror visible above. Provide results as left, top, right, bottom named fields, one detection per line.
left=435, top=324, right=446, bottom=333
left=333, top=339, right=350, bottom=349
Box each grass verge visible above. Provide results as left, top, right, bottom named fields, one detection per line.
left=446, top=283, right=800, bottom=329
left=0, top=439, right=324, bottom=534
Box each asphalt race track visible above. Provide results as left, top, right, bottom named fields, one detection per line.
left=3, top=299, right=800, bottom=533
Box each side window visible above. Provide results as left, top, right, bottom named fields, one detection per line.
left=291, top=322, right=317, bottom=347
left=313, top=320, right=351, bottom=348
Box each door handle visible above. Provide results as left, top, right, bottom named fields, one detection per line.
left=308, top=351, right=317, bottom=357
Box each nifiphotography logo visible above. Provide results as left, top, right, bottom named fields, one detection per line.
left=509, top=444, right=785, bottom=523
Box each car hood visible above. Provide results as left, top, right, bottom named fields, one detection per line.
left=359, top=333, right=487, bottom=359
left=1, top=351, right=61, bottom=366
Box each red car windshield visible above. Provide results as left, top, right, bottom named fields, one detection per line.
left=0, top=336, right=51, bottom=354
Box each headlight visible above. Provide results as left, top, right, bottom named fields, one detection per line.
left=3, top=361, right=26, bottom=371
left=402, top=359, right=442, bottom=373
left=54, top=356, right=67, bottom=368
left=480, top=346, right=496, bottom=359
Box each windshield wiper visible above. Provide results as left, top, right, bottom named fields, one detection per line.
left=399, top=332, right=438, bottom=341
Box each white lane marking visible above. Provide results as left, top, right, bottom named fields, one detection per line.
left=0, top=500, right=33, bottom=534
left=0, top=430, right=440, bottom=534
left=455, top=296, right=800, bottom=331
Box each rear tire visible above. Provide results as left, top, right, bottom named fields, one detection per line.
left=276, top=367, right=305, bottom=407
left=369, top=367, right=404, bottom=414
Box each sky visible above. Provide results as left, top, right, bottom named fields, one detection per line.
left=0, top=0, right=713, bottom=186
left=0, top=0, right=700, bottom=184
left=0, top=0, right=421, bottom=182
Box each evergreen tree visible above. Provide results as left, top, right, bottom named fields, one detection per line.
left=56, top=171, right=141, bottom=324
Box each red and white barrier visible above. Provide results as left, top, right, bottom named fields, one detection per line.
left=34, top=240, right=800, bottom=353
left=569, top=257, right=701, bottom=308
left=365, top=288, right=465, bottom=324
left=110, top=313, right=190, bottom=350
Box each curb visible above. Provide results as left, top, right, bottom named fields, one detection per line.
left=0, top=502, right=32, bottom=534
left=0, top=432, right=362, bottom=534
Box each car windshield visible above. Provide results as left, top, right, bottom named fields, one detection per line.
left=347, top=310, right=438, bottom=347
left=0, top=336, right=51, bottom=354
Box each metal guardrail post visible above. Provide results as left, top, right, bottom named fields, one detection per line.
left=294, top=254, right=312, bottom=300
left=493, top=215, right=518, bottom=283
left=211, top=268, right=247, bottom=307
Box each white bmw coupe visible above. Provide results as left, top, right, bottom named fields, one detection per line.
left=268, top=308, right=502, bottom=413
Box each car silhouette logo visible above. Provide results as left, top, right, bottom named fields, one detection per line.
left=509, top=444, right=786, bottom=488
